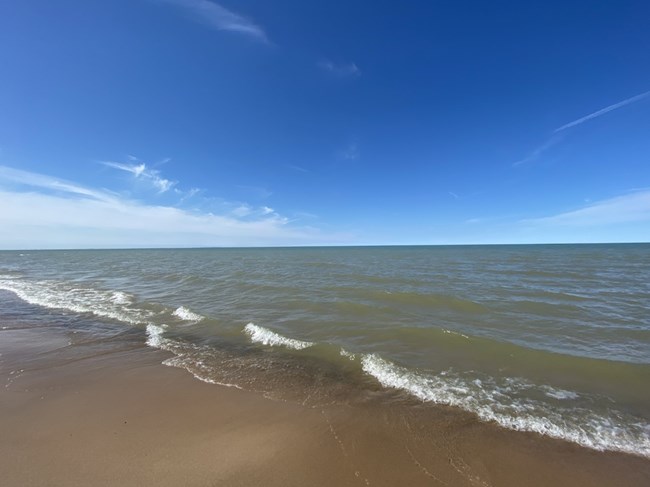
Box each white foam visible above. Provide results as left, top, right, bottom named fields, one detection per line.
left=111, top=291, right=131, bottom=305
left=146, top=324, right=167, bottom=348
left=162, top=356, right=244, bottom=389
left=340, top=348, right=356, bottom=360
left=172, top=306, right=204, bottom=322
left=243, top=323, right=313, bottom=350
left=542, top=385, right=580, bottom=400
left=361, top=353, right=650, bottom=458
left=0, top=277, right=150, bottom=325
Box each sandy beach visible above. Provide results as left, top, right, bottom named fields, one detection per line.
left=1, top=320, right=649, bottom=487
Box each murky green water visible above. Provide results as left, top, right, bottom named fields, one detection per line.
left=1, top=244, right=649, bottom=456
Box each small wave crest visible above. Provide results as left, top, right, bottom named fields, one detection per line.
left=243, top=323, right=313, bottom=350
left=111, top=291, right=132, bottom=305
left=172, top=306, right=204, bottom=322
left=442, top=329, right=469, bottom=339
left=361, top=353, right=650, bottom=458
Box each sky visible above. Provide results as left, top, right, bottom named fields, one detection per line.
left=0, top=0, right=649, bottom=248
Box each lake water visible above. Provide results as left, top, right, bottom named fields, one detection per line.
left=1, top=244, right=648, bottom=457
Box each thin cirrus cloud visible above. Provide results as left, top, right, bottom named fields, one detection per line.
left=340, top=142, right=360, bottom=160
left=554, top=90, right=650, bottom=133
left=512, top=135, right=564, bottom=167
left=158, top=0, right=269, bottom=43
left=0, top=165, right=111, bottom=201
left=513, top=89, right=649, bottom=168
left=101, top=160, right=176, bottom=193
left=318, top=60, right=361, bottom=78
left=521, top=189, right=650, bottom=227
left=0, top=165, right=329, bottom=249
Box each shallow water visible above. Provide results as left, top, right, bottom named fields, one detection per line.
left=1, top=244, right=649, bottom=457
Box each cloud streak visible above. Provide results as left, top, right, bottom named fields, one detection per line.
left=160, top=0, right=268, bottom=42
left=102, top=160, right=176, bottom=193
left=522, top=190, right=650, bottom=227
left=512, top=135, right=563, bottom=167
left=514, top=89, right=649, bottom=167
left=554, top=90, right=650, bottom=133
left=0, top=165, right=112, bottom=201
left=0, top=165, right=332, bottom=249
left=318, top=60, right=361, bottom=78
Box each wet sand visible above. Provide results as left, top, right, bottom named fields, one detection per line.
left=1, top=326, right=649, bottom=487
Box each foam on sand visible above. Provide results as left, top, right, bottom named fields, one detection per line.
left=243, top=323, right=314, bottom=350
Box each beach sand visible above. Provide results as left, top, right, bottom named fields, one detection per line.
left=1, top=325, right=649, bottom=487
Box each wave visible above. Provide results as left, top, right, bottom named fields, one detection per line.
left=172, top=306, right=204, bottom=322
left=361, top=353, right=650, bottom=458
left=146, top=324, right=167, bottom=348
left=243, top=323, right=313, bottom=350
left=142, top=317, right=650, bottom=458
left=0, top=276, right=150, bottom=325
left=0, top=275, right=204, bottom=329
left=4, top=273, right=648, bottom=458
left=111, top=291, right=132, bottom=305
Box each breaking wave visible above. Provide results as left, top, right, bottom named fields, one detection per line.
left=172, top=306, right=204, bottom=322
left=243, top=323, right=314, bottom=350
left=361, top=353, right=650, bottom=458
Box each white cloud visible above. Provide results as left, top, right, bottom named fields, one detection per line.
left=522, top=190, right=650, bottom=227
left=0, top=165, right=331, bottom=249
left=555, top=90, right=650, bottom=133
left=0, top=165, right=112, bottom=201
left=318, top=60, right=361, bottom=78
left=102, top=160, right=176, bottom=193
left=159, top=0, right=268, bottom=42
left=231, top=204, right=252, bottom=217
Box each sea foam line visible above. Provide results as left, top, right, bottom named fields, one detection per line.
left=243, top=323, right=314, bottom=350
left=0, top=275, right=206, bottom=330
left=361, top=353, right=650, bottom=458
left=0, top=277, right=149, bottom=325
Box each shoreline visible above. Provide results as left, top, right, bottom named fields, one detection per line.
left=1, top=316, right=650, bottom=486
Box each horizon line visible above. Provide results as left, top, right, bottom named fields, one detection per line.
left=2, top=241, right=648, bottom=252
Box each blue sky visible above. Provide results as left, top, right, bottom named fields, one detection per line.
left=0, top=0, right=649, bottom=248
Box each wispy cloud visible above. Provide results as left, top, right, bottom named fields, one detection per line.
left=318, top=60, right=361, bottom=78
left=159, top=0, right=268, bottom=43
left=102, top=159, right=176, bottom=193
left=554, top=90, right=650, bottom=133
left=0, top=165, right=112, bottom=201
left=512, top=135, right=564, bottom=167
left=0, top=165, right=332, bottom=248
left=286, top=164, right=309, bottom=173
left=513, top=89, right=649, bottom=167
left=340, top=142, right=360, bottom=161
left=448, top=191, right=459, bottom=200
left=235, top=184, right=272, bottom=199
left=522, top=190, right=650, bottom=227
